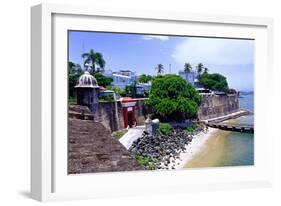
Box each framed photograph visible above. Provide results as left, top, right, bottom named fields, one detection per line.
left=31, top=3, right=274, bottom=201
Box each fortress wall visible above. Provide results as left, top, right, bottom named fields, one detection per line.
left=95, top=101, right=125, bottom=132
left=197, top=94, right=239, bottom=120
left=96, top=99, right=148, bottom=132
left=74, top=94, right=239, bottom=132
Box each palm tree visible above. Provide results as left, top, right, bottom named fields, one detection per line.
left=94, top=52, right=105, bottom=72
left=184, top=63, right=192, bottom=73
left=196, top=63, right=204, bottom=76
left=155, top=64, right=164, bottom=75
left=81, top=49, right=106, bottom=73
left=203, top=67, right=209, bottom=74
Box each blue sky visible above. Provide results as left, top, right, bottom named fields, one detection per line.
left=68, top=31, right=254, bottom=91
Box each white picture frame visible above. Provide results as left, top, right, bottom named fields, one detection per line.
left=31, top=3, right=274, bottom=202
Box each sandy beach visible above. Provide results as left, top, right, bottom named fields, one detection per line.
left=173, top=128, right=222, bottom=169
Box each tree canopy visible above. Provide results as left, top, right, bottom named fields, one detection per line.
left=198, top=72, right=229, bottom=92
left=68, top=61, right=83, bottom=97
left=82, top=49, right=106, bottom=73
left=138, top=74, right=154, bottom=83
left=146, top=75, right=201, bottom=121
left=93, top=73, right=113, bottom=87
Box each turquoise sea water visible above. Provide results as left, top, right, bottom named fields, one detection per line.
left=217, top=93, right=254, bottom=166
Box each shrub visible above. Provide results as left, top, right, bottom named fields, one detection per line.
left=159, top=123, right=172, bottom=134
left=135, top=155, right=156, bottom=170
left=185, top=123, right=198, bottom=133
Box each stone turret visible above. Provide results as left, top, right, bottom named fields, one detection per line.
left=75, top=71, right=99, bottom=113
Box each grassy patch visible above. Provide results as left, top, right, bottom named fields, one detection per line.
left=185, top=123, right=198, bottom=134
left=159, top=123, right=172, bottom=134
left=69, top=96, right=77, bottom=105
left=111, top=129, right=128, bottom=139
left=135, top=155, right=156, bottom=170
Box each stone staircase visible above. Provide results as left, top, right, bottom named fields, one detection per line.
left=68, top=118, right=144, bottom=174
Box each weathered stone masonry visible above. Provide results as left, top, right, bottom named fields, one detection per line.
left=197, top=94, right=239, bottom=120
left=93, top=94, right=239, bottom=131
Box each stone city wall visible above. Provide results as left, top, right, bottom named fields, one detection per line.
left=95, top=99, right=148, bottom=132
left=71, top=94, right=239, bottom=132
left=95, top=101, right=124, bottom=132
left=197, top=94, right=239, bottom=120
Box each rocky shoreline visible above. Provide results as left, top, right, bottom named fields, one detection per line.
left=128, top=126, right=207, bottom=170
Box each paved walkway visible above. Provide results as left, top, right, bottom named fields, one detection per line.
left=119, top=126, right=145, bottom=149
left=202, top=109, right=251, bottom=123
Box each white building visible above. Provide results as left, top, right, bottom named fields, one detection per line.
left=178, top=70, right=197, bottom=86
left=104, top=69, right=137, bottom=89
left=136, top=82, right=152, bottom=95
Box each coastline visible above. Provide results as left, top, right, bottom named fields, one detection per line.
left=173, top=128, right=219, bottom=169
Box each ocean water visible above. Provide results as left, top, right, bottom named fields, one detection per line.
left=184, top=92, right=254, bottom=168
left=215, top=92, right=254, bottom=167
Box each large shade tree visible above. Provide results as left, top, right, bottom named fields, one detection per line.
left=82, top=49, right=106, bottom=74
left=198, top=72, right=229, bottom=92
left=147, top=75, right=201, bottom=122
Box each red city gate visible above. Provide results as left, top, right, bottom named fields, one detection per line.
left=121, top=97, right=137, bottom=128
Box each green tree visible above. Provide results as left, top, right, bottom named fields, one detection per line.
left=82, top=49, right=106, bottom=73
left=107, top=86, right=126, bottom=97
left=184, top=63, right=192, bottom=73
left=138, top=74, right=154, bottom=83
left=68, top=61, right=83, bottom=98
left=203, top=67, right=209, bottom=74
left=155, top=64, right=164, bottom=75
left=147, top=75, right=201, bottom=121
left=125, top=81, right=137, bottom=97
left=93, top=73, right=113, bottom=87
left=198, top=72, right=229, bottom=92
left=196, top=63, right=204, bottom=76
left=125, top=85, right=133, bottom=97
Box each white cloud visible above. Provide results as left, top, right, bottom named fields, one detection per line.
left=172, top=37, right=254, bottom=66
left=142, top=35, right=169, bottom=41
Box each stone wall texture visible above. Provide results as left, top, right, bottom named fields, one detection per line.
left=197, top=94, right=239, bottom=120
left=94, top=99, right=148, bottom=132
left=71, top=94, right=239, bottom=132
left=68, top=118, right=144, bottom=174
left=95, top=101, right=124, bottom=132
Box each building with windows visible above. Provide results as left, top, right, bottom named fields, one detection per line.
left=136, top=82, right=152, bottom=96
left=104, top=69, right=137, bottom=89
left=178, top=70, right=197, bottom=86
